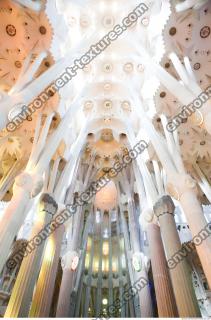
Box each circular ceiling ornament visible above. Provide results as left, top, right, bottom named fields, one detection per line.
left=14, top=60, right=22, bottom=68
left=103, top=100, right=112, bottom=110
left=6, top=24, right=16, bottom=36
left=39, top=26, right=47, bottom=35
left=103, top=82, right=112, bottom=92
left=192, top=10, right=211, bottom=51
left=0, top=48, right=25, bottom=89
left=22, top=10, right=53, bottom=54
left=141, top=17, right=149, bottom=26
left=200, top=26, right=210, bottom=38
left=80, top=14, right=90, bottom=28
left=193, top=62, right=200, bottom=70
left=123, top=62, right=133, bottom=73
left=0, top=2, right=26, bottom=51
left=83, top=64, right=92, bottom=73
left=84, top=101, right=94, bottom=112
left=102, top=15, right=115, bottom=28
left=121, top=101, right=131, bottom=112
left=160, top=91, right=166, bottom=98
left=169, top=26, right=177, bottom=36
left=103, top=62, right=113, bottom=73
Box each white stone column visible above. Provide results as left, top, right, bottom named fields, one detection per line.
left=56, top=154, right=94, bottom=317
left=56, top=250, right=80, bottom=317
left=175, top=0, right=209, bottom=12
left=13, top=0, right=42, bottom=11
left=132, top=252, right=154, bottom=317
left=0, top=173, right=34, bottom=274
left=127, top=198, right=153, bottom=317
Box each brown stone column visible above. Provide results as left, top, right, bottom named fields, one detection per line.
left=5, top=193, right=58, bottom=317
left=147, top=223, right=178, bottom=317
left=29, top=224, right=65, bottom=317
left=153, top=195, right=201, bottom=317
left=168, top=174, right=211, bottom=287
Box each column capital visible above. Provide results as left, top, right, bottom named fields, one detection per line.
left=153, top=195, right=175, bottom=218
left=13, top=172, right=44, bottom=197
left=31, top=174, right=44, bottom=197
left=139, top=207, right=158, bottom=230
left=61, top=250, right=79, bottom=271
left=166, top=174, right=197, bottom=201
left=132, top=252, right=150, bottom=273
left=13, top=172, right=34, bottom=192
left=38, top=193, right=58, bottom=217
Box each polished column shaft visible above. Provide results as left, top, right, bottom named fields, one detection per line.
left=147, top=223, right=178, bottom=317
left=153, top=195, right=201, bottom=317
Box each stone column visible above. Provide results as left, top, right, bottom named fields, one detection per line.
left=56, top=207, right=83, bottom=317
left=56, top=251, right=79, bottom=317
left=128, top=200, right=153, bottom=317
left=29, top=223, right=65, bottom=317
left=135, top=265, right=153, bottom=318
left=153, top=195, right=201, bottom=317
left=13, top=0, right=42, bottom=11
left=0, top=173, right=33, bottom=275
left=4, top=193, right=58, bottom=317
left=167, top=174, right=211, bottom=289
left=147, top=223, right=178, bottom=317
left=136, top=115, right=211, bottom=288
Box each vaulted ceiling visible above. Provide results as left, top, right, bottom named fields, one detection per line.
left=0, top=0, right=210, bottom=205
